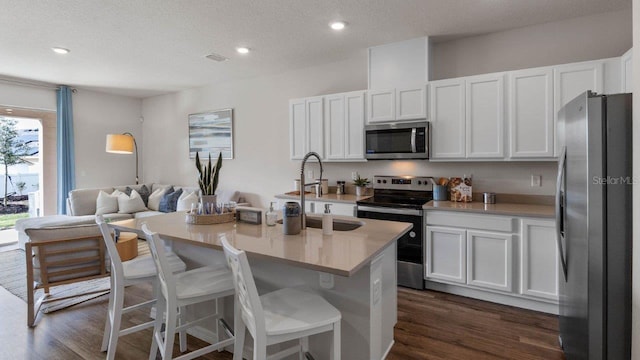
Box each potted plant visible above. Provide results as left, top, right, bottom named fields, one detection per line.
left=195, top=151, right=223, bottom=206
left=353, top=173, right=370, bottom=196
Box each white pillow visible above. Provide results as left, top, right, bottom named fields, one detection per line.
left=96, top=190, right=119, bottom=215
left=117, top=189, right=148, bottom=214
left=147, top=188, right=167, bottom=211
left=176, top=190, right=199, bottom=211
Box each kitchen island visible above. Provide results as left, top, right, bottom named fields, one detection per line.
left=110, top=211, right=412, bottom=360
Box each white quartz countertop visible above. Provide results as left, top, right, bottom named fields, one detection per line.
left=424, top=200, right=555, bottom=218
left=110, top=211, right=411, bottom=277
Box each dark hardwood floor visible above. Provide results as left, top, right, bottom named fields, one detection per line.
left=0, top=283, right=564, bottom=359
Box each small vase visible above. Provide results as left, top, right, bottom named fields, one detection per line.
left=200, top=194, right=217, bottom=207
left=355, top=186, right=366, bottom=196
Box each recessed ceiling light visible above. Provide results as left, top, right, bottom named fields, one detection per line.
left=236, top=47, right=250, bottom=54
left=330, top=21, right=346, bottom=30
left=52, top=47, right=70, bottom=54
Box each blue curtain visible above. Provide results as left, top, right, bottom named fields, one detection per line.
left=56, top=86, right=75, bottom=214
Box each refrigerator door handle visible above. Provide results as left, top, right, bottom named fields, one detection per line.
left=555, top=146, right=568, bottom=281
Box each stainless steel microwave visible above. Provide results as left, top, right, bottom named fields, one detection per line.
left=364, top=121, right=429, bottom=160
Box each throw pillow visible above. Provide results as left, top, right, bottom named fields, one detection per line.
left=147, top=187, right=168, bottom=211
left=125, top=184, right=150, bottom=206
left=117, top=189, right=148, bottom=214
left=158, top=188, right=182, bottom=213
left=95, top=190, right=119, bottom=215
left=176, top=190, right=199, bottom=212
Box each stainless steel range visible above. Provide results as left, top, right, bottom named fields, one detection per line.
left=356, top=175, right=434, bottom=289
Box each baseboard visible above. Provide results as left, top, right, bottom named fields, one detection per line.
left=381, top=340, right=394, bottom=360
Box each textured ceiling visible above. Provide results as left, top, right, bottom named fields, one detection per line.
left=0, top=0, right=631, bottom=98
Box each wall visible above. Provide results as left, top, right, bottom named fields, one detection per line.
left=632, top=1, right=639, bottom=358
left=141, top=10, right=629, bottom=209
left=72, top=89, right=143, bottom=188
left=432, top=10, right=632, bottom=79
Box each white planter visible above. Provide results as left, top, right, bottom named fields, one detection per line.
left=355, top=186, right=366, bottom=196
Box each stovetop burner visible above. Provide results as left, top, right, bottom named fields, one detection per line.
left=356, top=175, right=434, bottom=210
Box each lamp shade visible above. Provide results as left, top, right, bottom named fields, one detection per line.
left=106, top=134, right=134, bottom=154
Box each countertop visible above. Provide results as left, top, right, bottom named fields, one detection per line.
left=110, top=211, right=411, bottom=277
left=424, top=200, right=555, bottom=218
left=275, top=193, right=371, bottom=204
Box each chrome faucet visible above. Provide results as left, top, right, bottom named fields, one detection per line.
left=300, top=152, right=323, bottom=230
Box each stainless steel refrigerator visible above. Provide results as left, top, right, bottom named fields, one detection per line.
left=556, top=91, right=632, bottom=359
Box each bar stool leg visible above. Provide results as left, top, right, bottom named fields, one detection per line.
left=178, top=305, right=187, bottom=352
left=332, top=322, right=341, bottom=360
left=101, top=276, right=115, bottom=352
left=299, top=337, right=309, bottom=360
left=162, top=303, right=178, bottom=359
left=233, top=299, right=245, bottom=360
left=149, top=295, right=165, bottom=360
left=106, top=285, right=125, bottom=360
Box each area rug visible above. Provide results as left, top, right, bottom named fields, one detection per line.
left=0, top=239, right=150, bottom=313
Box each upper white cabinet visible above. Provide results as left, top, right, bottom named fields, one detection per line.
left=289, top=97, right=324, bottom=160
left=465, top=74, right=505, bottom=159
left=508, top=67, right=554, bottom=159
left=430, top=78, right=465, bottom=159
left=291, top=91, right=365, bottom=162
left=367, top=89, right=395, bottom=123
left=367, top=86, right=427, bottom=123
left=430, top=73, right=504, bottom=160
left=554, top=60, right=603, bottom=157
left=325, top=91, right=366, bottom=160
left=396, top=86, right=427, bottom=121
left=520, top=219, right=559, bottom=301
left=621, top=48, right=633, bottom=93
left=367, top=37, right=429, bottom=124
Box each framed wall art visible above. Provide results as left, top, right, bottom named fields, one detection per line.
left=188, top=108, right=234, bottom=159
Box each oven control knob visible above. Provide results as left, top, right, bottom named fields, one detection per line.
left=409, top=231, right=416, bottom=238
left=377, top=179, right=381, bottom=183
left=418, top=181, right=422, bottom=185
left=383, top=180, right=387, bottom=184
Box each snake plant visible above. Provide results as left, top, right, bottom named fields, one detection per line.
left=195, top=151, right=223, bottom=195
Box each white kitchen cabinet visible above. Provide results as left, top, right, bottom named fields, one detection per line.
left=425, top=226, right=466, bottom=284
left=396, top=85, right=427, bottom=121
left=325, top=91, right=366, bottom=161
left=554, top=60, right=603, bottom=156
left=344, top=91, right=366, bottom=159
left=367, top=89, right=395, bottom=123
left=621, top=48, right=633, bottom=93
left=508, top=67, right=554, bottom=159
left=289, top=97, right=324, bottom=160
left=325, top=94, right=346, bottom=160
left=520, top=219, right=559, bottom=301
left=467, top=230, right=513, bottom=292
left=367, top=86, right=427, bottom=124
left=430, top=78, right=466, bottom=159
left=465, top=73, right=505, bottom=159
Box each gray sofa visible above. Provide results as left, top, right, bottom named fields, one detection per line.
left=16, top=183, right=246, bottom=249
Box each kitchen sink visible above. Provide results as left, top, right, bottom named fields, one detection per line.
left=276, top=216, right=363, bottom=231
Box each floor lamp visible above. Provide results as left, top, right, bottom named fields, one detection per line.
left=106, top=132, right=139, bottom=184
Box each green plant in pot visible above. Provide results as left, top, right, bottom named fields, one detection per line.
left=195, top=151, right=223, bottom=206
left=353, top=173, right=370, bottom=196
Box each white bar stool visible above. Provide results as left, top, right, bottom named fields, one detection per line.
left=221, top=236, right=342, bottom=360
left=96, top=215, right=187, bottom=360
left=142, top=224, right=236, bottom=360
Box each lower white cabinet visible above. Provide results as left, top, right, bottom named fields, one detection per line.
left=520, top=218, right=559, bottom=301
left=425, top=211, right=559, bottom=312
left=425, top=226, right=466, bottom=284
left=467, top=230, right=513, bottom=292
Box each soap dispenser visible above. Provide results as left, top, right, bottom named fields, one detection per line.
left=322, top=204, right=333, bottom=235
left=266, top=202, right=277, bottom=226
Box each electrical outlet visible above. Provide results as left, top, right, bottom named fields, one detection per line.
left=531, top=175, right=542, bottom=187
left=352, top=172, right=358, bottom=180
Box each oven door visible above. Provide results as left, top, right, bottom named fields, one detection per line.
left=357, top=205, right=424, bottom=289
